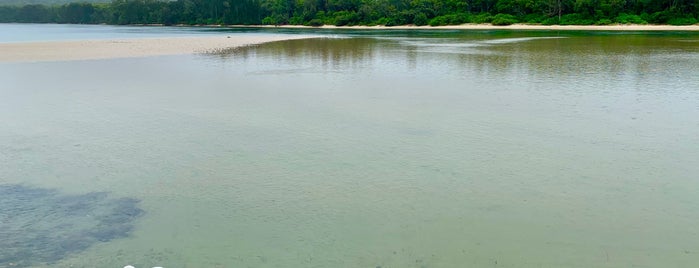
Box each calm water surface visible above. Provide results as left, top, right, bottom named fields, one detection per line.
left=1, top=25, right=699, bottom=267
left=0, top=23, right=300, bottom=43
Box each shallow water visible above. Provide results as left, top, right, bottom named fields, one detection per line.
left=1, top=25, right=699, bottom=267
left=0, top=23, right=299, bottom=43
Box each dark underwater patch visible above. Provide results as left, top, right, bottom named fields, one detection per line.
left=0, top=184, right=144, bottom=267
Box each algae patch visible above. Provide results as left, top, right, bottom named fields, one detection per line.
left=0, top=184, right=144, bottom=267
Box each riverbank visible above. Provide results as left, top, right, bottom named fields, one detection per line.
left=0, top=35, right=314, bottom=63
left=243, top=23, right=699, bottom=31
left=2, top=23, right=696, bottom=63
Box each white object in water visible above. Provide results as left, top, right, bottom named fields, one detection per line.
left=124, top=266, right=135, bottom=268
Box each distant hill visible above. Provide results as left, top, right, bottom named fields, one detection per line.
left=0, top=0, right=110, bottom=6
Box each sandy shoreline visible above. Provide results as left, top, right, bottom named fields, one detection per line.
left=247, top=23, right=699, bottom=31
left=0, top=35, right=314, bottom=63
left=2, top=23, right=696, bottom=62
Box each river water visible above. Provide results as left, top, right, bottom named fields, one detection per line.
left=1, top=24, right=699, bottom=267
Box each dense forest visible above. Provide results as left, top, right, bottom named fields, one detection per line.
left=0, top=0, right=109, bottom=6
left=0, top=0, right=697, bottom=26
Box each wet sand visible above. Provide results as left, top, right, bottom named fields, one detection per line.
left=0, top=35, right=314, bottom=63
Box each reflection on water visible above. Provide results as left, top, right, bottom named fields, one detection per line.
left=2, top=30, right=699, bottom=267
left=210, top=37, right=380, bottom=72
left=218, top=33, right=699, bottom=92
left=218, top=32, right=699, bottom=79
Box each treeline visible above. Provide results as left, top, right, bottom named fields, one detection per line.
left=0, top=0, right=697, bottom=26
left=0, top=0, right=108, bottom=6
left=0, top=0, right=262, bottom=25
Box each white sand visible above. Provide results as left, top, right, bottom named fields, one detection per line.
left=0, top=35, right=314, bottom=63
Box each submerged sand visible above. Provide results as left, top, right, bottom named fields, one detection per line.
left=0, top=35, right=313, bottom=63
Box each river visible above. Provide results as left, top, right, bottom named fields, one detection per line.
left=1, top=24, right=699, bottom=267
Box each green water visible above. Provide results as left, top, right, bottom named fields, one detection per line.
left=2, top=30, right=699, bottom=267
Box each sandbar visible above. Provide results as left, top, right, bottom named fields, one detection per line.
left=0, top=35, right=314, bottom=63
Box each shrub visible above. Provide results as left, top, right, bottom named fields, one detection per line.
left=645, top=11, right=669, bottom=24
left=559, top=13, right=595, bottom=25
left=429, top=16, right=448, bottom=26
left=615, top=13, right=647, bottom=24
left=450, top=13, right=471, bottom=24
left=668, top=17, right=698, bottom=25
left=595, top=18, right=612, bottom=25
left=491, top=13, right=518, bottom=25
left=261, top=16, right=277, bottom=25
left=472, top=13, right=493, bottom=23
left=332, top=10, right=359, bottom=26
left=428, top=13, right=469, bottom=26
left=541, top=17, right=559, bottom=25
left=414, top=12, right=428, bottom=26
left=307, top=19, right=323, bottom=27
left=384, top=17, right=401, bottom=26
left=289, top=15, right=304, bottom=25
left=393, top=10, right=415, bottom=25
left=375, top=17, right=390, bottom=26
left=523, top=13, right=546, bottom=23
